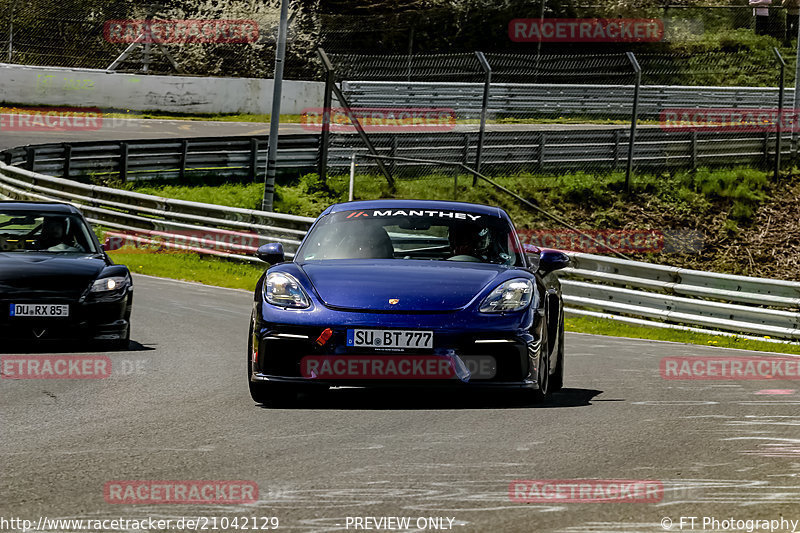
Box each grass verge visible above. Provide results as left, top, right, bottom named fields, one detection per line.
left=566, top=315, right=800, bottom=355
left=108, top=251, right=265, bottom=292
left=107, top=249, right=800, bottom=356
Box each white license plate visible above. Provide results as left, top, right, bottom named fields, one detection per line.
left=347, top=329, right=433, bottom=349
left=10, top=304, right=70, bottom=317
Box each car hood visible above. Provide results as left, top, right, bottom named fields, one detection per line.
left=0, top=253, right=106, bottom=296
left=299, top=260, right=508, bottom=312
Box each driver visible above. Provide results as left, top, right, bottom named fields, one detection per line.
left=39, top=217, right=78, bottom=251
left=449, top=223, right=486, bottom=260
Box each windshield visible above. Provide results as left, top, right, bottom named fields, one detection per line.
left=0, top=211, right=98, bottom=254
left=296, top=208, right=523, bottom=266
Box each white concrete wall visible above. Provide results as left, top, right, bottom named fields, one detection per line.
left=0, top=63, right=323, bottom=115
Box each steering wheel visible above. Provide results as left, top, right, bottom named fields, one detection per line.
left=446, top=254, right=482, bottom=262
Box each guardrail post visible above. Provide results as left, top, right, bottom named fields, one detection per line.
left=119, top=142, right=129, bottom=182
left=763, top=131, right=770, bottom=168
left=538, top=132, right=546, bottom=172
left=25, top=147, right=35, bottom=171
left=463, top=133, right=470, bottom=166
left=249, top=138, right=259, bottom=182
left=179, top=139, right=188, bottom=183
left=625, top=51, right=642, bottom=195
left=62, top=144, right=72, bottom=179
left=318, top=47, right=335, bottom=182
left=613, top=130, right=621, bottom=169
left=474, top=51, right=492, bottom=184
left=690, top=131, right=698, bottom=170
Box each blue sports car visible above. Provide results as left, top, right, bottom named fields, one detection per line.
left=248, top=199, right=568, bottom=405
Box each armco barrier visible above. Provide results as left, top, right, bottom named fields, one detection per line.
left=342, top=81, right=795, bottom=119
left=2, top=158, right=798, bottom=342
left=0, top=129, right=791, bottom=180
left=0, top=162, right=314, bottom=260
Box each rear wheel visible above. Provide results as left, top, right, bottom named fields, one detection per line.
left=551, top=313, right=565, bottom=392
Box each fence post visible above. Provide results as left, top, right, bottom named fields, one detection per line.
left=625, top=51, right=642, bottom=195
left=318, top=47, right=335, bottom=181
left=119, top=142, right=128, bottom=182
left=463, top=133, right=470, bottom=165
left=62, top=144, right=72, bottom=179
left=319, top=48, right=395, bottom=189
left=613, top=130, right=621, bottom=168
left=474, top=51, right=492, bottom=184
left=773, top=47, right=785, bottom=181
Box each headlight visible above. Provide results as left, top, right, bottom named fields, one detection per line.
left=479, top=279, right=534, bottom=313
left=90, top=275, right=129, bottom=292
left=264, top=272, right=310, bottom=309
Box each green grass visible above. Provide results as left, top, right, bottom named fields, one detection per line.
left=108, top=251, right=265, bottom=291
left=128, top=167, right=771, bottom=228
left=566, top=315, right=800, bottom=355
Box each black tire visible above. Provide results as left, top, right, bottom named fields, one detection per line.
left=526, top=320, right=550, bottom=404
left=247, top=312, right=298, bottom=406
left=551, top=312, right=565, bottom=392
left=98, top=324, right=130, bottom=351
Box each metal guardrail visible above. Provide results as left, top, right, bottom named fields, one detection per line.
left=1, top=158, right=798, bottom=342
left=1, top=135, right=321, bottom=182
left=342, top=81, right=796, bottom=119
left=562, top=252, right=800, bottom=343
left=0, top=162, right=314, bottom=260
left=1, top=129, right=792, bottom=180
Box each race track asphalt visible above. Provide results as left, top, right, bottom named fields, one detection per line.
left=3, top=274, right=800, bottom=532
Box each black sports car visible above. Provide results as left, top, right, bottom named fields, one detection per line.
left=0, top=201, right=133, bottom=348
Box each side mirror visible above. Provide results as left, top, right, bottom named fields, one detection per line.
left=256, top=243, right=285, bottom=264
left=539, top=249, right=570, bottom=274
left=523, top=243, right=541, bottom=271
left=103, top=235, right=124, bottom=252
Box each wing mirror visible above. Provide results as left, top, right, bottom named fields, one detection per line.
left=523, top=243, right=541, bottom=270
left=103, top=235, right=124, bottom=252
left=256, top=243, right=285, bottom=264
left=539, top=249, right=570, bottom=274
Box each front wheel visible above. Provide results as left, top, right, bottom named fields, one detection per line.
left=247, top=312, right=298, bottom=406
left=525, top=321, right=550, bottom=404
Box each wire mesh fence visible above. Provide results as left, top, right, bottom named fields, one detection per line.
left=322, top=48, right=797, bottom=184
